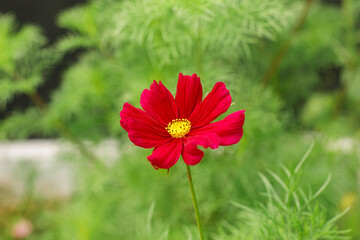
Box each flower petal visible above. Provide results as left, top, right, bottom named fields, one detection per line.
left=191, top=110, right=245, bottom=146
left=182, top=133, right=219, bottom=165
left=175, top=73, right=203, bottom=119
left=120, top=103, right=170, bottom=148
left=189, top=82, right=232, bottom=127
left=181, top=143, right=203, bottom=166
left=147, top=138, right=182, bottom=169
left=140, top=81, right=178, bottom=125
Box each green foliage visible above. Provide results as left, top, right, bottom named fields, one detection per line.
left=0, top=14, right=60, bottom=139
left=216, top=143, right=350, bottom=240
left=47, top=52, right=123, bottom=140
left=56, top=0, right=117, bottom=52
left=43, top=0, right=295, bottom=140
left=0, top=108, right=53, bottom=139
left=11, top=138, right=351, bottom=240
left=0, top=14, right=59, bottom=108
left=114, top=0, right=293, bottom=64
left=301, top=93, right=336, bottom=128
left=1, top=0, right=360, bottom=239
left=270, top=2, right=360, bottom=118
left=1, top=130, right=358, bottom=239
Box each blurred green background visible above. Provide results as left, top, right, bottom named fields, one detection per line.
left=0, top=0, right=359, bottom=239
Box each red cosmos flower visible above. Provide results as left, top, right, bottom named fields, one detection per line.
left=120, top=73, right=245, bottom=169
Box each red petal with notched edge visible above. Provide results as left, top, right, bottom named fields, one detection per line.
left=120, top=103, right=165, bottom=131
left=175, top=73, right=202, bottom=119
left=189, top=82, right=232, bottom=128
left=140, top=81, right=178, bottom=125
left=120, top=103, right=170, bottom=148
left=190, top=110, right=245, bottom=146
left=147, top=138, right=182, bottom=169
left=182, top=133, right=219, bottom=165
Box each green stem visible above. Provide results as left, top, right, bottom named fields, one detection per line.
left=260, top=0, right=314, bottom=87
left=186, top=164, right=205, bottom=240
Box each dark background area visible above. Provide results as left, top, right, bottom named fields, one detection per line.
left=0, top=0, right=86, bottom=43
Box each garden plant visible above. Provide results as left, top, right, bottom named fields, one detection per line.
left=0, top=0, right=359, bottom=239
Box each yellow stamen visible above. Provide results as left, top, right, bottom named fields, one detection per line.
left=166, top=119, right=191, bottom=138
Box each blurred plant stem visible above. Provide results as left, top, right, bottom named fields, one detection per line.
left=261, top=0, right=315, bottom=87
left=335, top=0, right=358, bottom=113
left=28, top=91, right=99, bottom=164
left=186, top=164, right=205, bottom=240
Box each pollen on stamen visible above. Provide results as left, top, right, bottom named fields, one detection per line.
left=166, top=119, right=191, bottom=138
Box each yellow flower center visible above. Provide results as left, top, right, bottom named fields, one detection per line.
left=166, top=119, right=191, bottom=138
